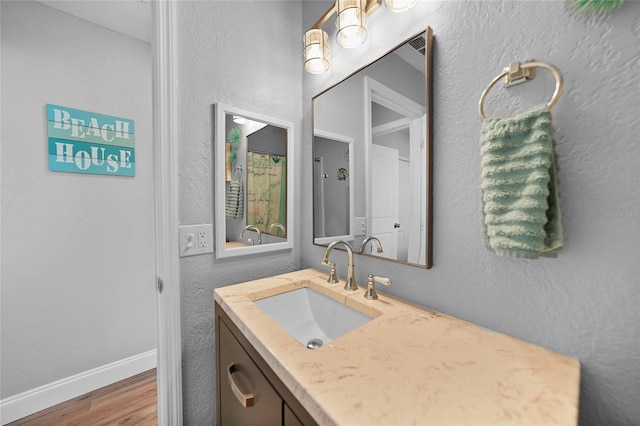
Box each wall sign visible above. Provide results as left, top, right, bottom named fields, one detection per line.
left=46, top=104, right=135, bottom=176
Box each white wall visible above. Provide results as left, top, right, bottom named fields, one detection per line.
left=303, top=1, right=640, bottom=425
left=174, top=2, right=302, bottom=423
left=1, top=0, right=155, bottom=405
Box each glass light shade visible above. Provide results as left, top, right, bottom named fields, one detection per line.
left=384, top=0, right=418, bottom=13
left=304, top=29, right=330, bottom=74
left=336, top=0, right=367, bottom=49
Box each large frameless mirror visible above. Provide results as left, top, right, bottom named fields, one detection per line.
left=313, top=28, right=433, bottom=268
left=215, top=103, right=294, bottom=258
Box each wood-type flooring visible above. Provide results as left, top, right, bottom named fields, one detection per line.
left=7, top=369, right=157, bottom=426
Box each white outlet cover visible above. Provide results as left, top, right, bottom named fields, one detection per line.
left=354, top=217, right=367, bottom=236
left=178, top=224, right=213, bottom=257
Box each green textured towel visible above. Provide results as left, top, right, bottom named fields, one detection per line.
left=480, top=106, right=562, bottom=258
left=225, top=180, right=244, bottom=219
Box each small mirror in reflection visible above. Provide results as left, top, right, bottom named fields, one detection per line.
left=313, top=131, right=354, bottom=244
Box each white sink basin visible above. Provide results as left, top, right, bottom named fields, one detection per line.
left=254, top=287, right=372, bottom=348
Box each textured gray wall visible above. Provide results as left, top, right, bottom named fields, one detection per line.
left=175, top=2, right=302, bottom=423
left=177, top=0, right=639, bottom=424
left=302, top=1, right=640, bottom=425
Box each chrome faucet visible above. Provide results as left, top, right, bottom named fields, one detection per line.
left=321, top=240, right=358, bottom=291
left=267, top=223, right=286, bottom=235
left=359, top=236, right=383, bottom=254
left=239, top=225, right=262, bottom=245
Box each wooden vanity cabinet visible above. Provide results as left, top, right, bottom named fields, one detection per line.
left=215, top=303, right=317, bottom=426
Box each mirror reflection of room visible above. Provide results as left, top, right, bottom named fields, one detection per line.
left=312, top=29, right=432, bottom=267
left=370, top=99, right=425, bottom=264
left=224, top=113, right=288, bottom=248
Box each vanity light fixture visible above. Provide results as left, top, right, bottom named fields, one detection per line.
left=336, top=0, right=368, bottom=48
left=384, top=0, right=418, bottom=13
left=303, top=28, right=330, bottom=74
left=304, top=0, right=415, bottom=74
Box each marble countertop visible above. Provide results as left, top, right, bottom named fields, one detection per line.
left=214, top=268, right=580, bottom=425
left=225, top=241, right=247, bottom=249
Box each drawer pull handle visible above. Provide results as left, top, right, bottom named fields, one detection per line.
left=227, top=363, right=255, bottom=408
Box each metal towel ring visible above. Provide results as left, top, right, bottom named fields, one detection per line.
left=478, top=61, right=563, bottom=121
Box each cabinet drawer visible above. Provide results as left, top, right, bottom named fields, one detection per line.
left=218, top=319, right=282, bottom=425
left=216, top=304, right=318, bottom=425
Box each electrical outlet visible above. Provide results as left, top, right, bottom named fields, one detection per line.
left=198, top=231, right=208, bottom=248
left=179, top=224, right=213, bottom=257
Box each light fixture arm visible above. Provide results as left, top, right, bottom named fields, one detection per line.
left=364, top=0, right=383, bottom=16
left=312, top=4, right=337, bottom=29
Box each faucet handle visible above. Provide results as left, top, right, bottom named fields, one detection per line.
left=327, top=262, right=339, bottom=284
left=321, top=260, right=339, bottom=284
left=372, top=275, right=392, bottom=286
left=364, top=274, right=392, bottom=300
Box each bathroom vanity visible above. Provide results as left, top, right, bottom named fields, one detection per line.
left=214, top=269, right=580, bottom=425
left=216, top=309, right=315, bottom=425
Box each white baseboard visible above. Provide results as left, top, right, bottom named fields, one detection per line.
left=0, top=349, right=157, bottom=425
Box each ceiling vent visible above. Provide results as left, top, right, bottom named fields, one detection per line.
left=408, top=35, right=426, bottom=56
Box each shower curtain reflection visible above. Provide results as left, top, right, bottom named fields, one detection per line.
left=246, top=152, right=287, bottom=237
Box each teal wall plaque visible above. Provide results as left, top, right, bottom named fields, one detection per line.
left=46, top=104, right=135, bottom=176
